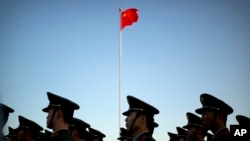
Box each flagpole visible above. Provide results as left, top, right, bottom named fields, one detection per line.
left=119, top=6, right=123, bottom=130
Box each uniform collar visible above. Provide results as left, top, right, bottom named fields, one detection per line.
left=52, top=129, right=69, bottom=134
left=132, top=131, right=150, bottom=141
left=212, top=127, right=227, bottom=139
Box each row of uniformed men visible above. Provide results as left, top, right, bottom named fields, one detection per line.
left=165, top=94, right=250, bottom=141
left=0, top=92, right=106, bottom=141
left=1, top=92, right=250, bottom=141
left=1, top=91, right=161, bottom=141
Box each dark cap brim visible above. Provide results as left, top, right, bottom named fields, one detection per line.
left=122, top=109, right=131, bottom=116
left=42, top=107, right=49, bottom=112
left=195, top=107, right=204, bottom=114
left=124, top=95, right=159, bottom=116
left=195, top=106, right=219, bottom=114
left=183, top=124, right=202, bottom=129
left=117, top=136, right=130, bottom=140
left=0, top=103, right=14, bottom=113
left=182, top=125, right=188, bottom=129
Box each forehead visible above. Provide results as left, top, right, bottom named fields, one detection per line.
left=187, top=127, right=197, bottom=132
left=201, top=109, right=215, bottom=115
left=127, top=111, right=137, bottom=116
left=47, top=108, right=55, bottom=113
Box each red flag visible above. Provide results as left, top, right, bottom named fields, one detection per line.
left=121, top=8, right=139, bottom=29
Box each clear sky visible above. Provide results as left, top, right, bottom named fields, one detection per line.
left=1, top=0, right=250, bottom=141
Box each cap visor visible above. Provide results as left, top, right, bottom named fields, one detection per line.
left=42, top=107, right=49, bottom=112
left=182, top=125, right=188, bottom=129
left=195, top=108, right=204, bottom=114
left=122, top=111, right=129, bottom=116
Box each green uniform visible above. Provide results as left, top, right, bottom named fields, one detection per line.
left=123, top=96, right=159, bottom=141
left=210, top=127, right=230, bottom=141
left=132, top=132, right=155, bottom=141
left=42, top=92, right=79, bottom=141
left=50, top=130, right=72, bottom=141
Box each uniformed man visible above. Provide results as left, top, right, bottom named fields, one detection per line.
left=123, top=95, right=159, bottom=141
left=235, top=115, right=250, bottom=141
left=117, top=128, right=131, bottom=141
left=167, top=132, right=178, bottom=141
left=236, top=115, right=250, bottom=127
left=176, top=127, right=187, bottom=141
left=195, top=93, right=233, bottom=141
left=0, top=103, right=14, bottom=141
left=42, top=92, right=80, bottom=141
left=17, top=115, right=43, bottom=141
left=183, top=112, right=207, bottom=141
left=69, top=117, right=90, bottom=141
left=88, top=128, right=105, bottom=141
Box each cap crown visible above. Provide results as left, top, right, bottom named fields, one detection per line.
left=183, top=112, right=202, bottom=129
left=195, top=93, right=233, bottom=115
left=43, top=92, right=79, bottom=112
left=236, top=115, right=250, bottom=126
left=123, top=95, right=159, bottom=116
left=0, top=103, right=14, bottom=113
left=69, top=117, right=90, bottom=130
left=88, top=128, right=106, bottom=138
left=167, top=132, right=178, bottom=139
left=18, top=116, right=43, bottom=132
left=176, top=127, right=187, bottom=136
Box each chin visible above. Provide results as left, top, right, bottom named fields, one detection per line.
left=47, top=124, right=52, bottom=129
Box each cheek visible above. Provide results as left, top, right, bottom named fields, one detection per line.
left=202, top=113, right=209, bottom=121
left=25, top=132, right=33, bottom=139
left=127, top=116, right=132, bottom=123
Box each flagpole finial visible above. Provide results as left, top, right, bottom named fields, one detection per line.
left=119, top=7, right=122, bottom=12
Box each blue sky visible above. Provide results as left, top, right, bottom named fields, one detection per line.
left=1, top=0, right=250, bottom=141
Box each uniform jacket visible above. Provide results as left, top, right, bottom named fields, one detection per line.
left=132, top=132, right=156, bottom=141
left=50, top=129, right=72, bottom=141
left=211, top=127, right=230, bottom=141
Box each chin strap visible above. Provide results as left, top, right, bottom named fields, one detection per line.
left=49, top=108, right=58, bottom=130
left=192, top=128, right=198, bottom=141
left=128, top=112, right=139, bottom=136
left=210, top=110, right=219, bottom=134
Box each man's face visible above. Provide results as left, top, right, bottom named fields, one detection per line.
left=185, top=127, right=197, bottom=141
left=176, top=137, right=185, bottom=141
left=24, top=130, right=33, bottom=141
left=17, top=129, right=33, bottom=141
left=70, top=129, right=77, bottom=140
left=125, top=111, right=138, bottom=131
left=17, top=129, right=24, bottom=141
left=201, top=110, right=216, bottom=129
left=46, top=108, right=55, bottom=129
left=94, top=137, right=101, bottom=141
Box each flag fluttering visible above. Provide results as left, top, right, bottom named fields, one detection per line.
left=121, top=8, right=139, bottom=29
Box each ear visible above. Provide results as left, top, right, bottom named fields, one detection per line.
left=72, top=129, right=77, bottom=136
left=55, top=109, right=63, bottom=118
left=138, top=115, right=146, bottom=123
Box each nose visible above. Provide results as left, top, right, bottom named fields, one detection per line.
left=125, top=116, right=128, bottom=122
